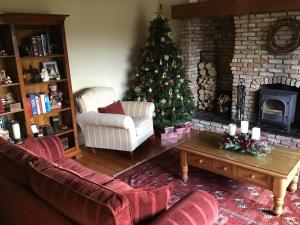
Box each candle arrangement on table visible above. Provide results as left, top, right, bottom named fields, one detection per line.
left=220, top=121, right=272, bottom=157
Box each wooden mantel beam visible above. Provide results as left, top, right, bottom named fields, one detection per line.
left=172, top=0, right=300, bottom=20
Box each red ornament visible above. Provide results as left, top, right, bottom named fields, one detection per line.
left=156, top=109, right=160, bottom=113
left=160, top=84, right=164, bottom=89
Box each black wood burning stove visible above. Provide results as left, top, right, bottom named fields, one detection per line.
left=258, top=89, right=298, bottom=132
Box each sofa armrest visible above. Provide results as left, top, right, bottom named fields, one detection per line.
left=77, top=111, right=135, bottom=129
left=121, top=101, right=154, bottom=118
left=150, top=191, right=218, bottom=225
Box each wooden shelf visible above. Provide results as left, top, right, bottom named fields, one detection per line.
left=30, top=106, right=71, bottom=117
left=20, top=54, right=64, bottom=61
left=0, top=55, right=15, bottom=59
left=0, top=83, right=20, bottom=88
left=55, top=128, right=74, bottom=137
left=0, top=13, right=80, bottom=158
left=172, top=0, right=300, bottom=19
left=24, top=79, right=68, bottom=87
left=0, top=109, right=24, bottom=116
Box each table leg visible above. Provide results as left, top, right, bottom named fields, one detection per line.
left=288, top=169, right=299, bottom=193
left=273, top=178, right=287, bottom=216
left=180, top=150, right=188, bottom=183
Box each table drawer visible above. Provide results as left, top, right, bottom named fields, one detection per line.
left=214, top=161, right=233, bottom=176
left=187, top=153, right=213, bottom=170
left=237, top=168, right=272, bottom=188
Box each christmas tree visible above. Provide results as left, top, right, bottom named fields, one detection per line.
left=127, top=15, right=195, bottom=129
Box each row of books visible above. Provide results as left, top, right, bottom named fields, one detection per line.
left=30, top=33, right=52, bottom=56
left=26, top=93, right=51, bottom=116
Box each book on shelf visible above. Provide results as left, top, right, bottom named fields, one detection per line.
left=28, top=93, right=52, bottom=116
left=26, top=96, right=32, bottom=116
left=29, top=94, right=38, bottom=115
left=31, top=36, right=39, bottom=56
left=36, top=35, right=43, bottom=56
left=40, top=94, right=47, bottom=113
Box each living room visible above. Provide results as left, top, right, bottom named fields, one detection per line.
left=0, top=0, right=299, bottom=225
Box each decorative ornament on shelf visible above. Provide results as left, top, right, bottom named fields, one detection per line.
left=220, top=121, right=272, bottom=157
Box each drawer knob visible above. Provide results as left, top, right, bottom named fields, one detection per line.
left=199, top=160, right=204, bottom=164
left=223, top=167, right=228, bottom=171
left=250, top=174, right=256, bottom=179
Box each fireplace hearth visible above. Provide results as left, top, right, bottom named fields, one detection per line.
left=258, top=89, right=298, bottom=133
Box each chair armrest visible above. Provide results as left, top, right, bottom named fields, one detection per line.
left=77, top=111, right=135, bottom=129
left=150, top=191, right=218, bottom=225
left=121, top=101, right=155, bottom=118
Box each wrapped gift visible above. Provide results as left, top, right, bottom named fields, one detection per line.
left=176, top=127, right=191, bottom=135
left=183, top=121, right=192, bottom=128
left=164, top=126, right=175, bottom=133
left=161, top=132, right=178, bottom=140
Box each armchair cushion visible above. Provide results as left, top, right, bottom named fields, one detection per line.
left=98, top=100, right=125, bottom=115
left=77, top=111, right=135, bottom=129
left=133, top=117, right=153, bottom=136
left=150, top=191, right=219, bottom=225
left=123, top=186, right=170, bottom=224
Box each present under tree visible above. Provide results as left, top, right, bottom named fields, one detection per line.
left=127, top=15, right=195, bottom=129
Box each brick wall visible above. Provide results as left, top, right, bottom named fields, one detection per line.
left=231, top=11, right=300, bottom=121
left=180, top=17, right=234, bottom=103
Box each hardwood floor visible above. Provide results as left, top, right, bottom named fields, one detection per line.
left=76, top=130, right=197, bottom=176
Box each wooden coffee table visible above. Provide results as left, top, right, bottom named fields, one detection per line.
left=176, top=131, right=300, bottom=216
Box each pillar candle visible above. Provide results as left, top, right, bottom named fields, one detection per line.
left=228, top=124, right=237, bottom=136
left=11, top=121, right=21, bottom=140
left=251, top=127, right=261, bottom=140
left=240, top=121, right=249, bottom=134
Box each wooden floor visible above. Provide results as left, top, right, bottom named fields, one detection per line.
left=76, top=131, right=197, bottom=176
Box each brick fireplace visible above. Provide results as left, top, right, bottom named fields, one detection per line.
left=179, top=11, right=300, bottom=148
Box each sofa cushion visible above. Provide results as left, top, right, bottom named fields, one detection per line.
left=149, top=191, right=219, bottom=225
left=0, top=137, right=38, bottom=189
left=98, top=101, right=125, bottom=115
left=104, top=179, right=133, bottom=193
left=123, top=186, right=170, bottom=224
left=56, top=157, right=113, bottom=185
left=21, top=135, right=65, bottom=162
left=29, top=158, right=133, bottom=225
left=132, top=117, right=153, bottom=136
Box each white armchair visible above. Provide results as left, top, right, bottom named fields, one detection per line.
left=76, top=87, right=155, bottom=153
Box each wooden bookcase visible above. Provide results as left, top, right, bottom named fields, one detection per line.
left=0, top=13, right=80, bottom=158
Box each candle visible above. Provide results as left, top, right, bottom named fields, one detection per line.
left=240, top=121, right=249, bottom=134
left=251, top=127, right=261, bottom=140
left=228, top=123, right=237, bottom=136
left=11, top=120, right=21, bottom=140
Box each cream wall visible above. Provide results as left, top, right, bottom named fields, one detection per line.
left=0, top=0, right=185, bottom=98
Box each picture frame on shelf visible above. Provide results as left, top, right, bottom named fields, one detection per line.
left=43, top=61, right=60, bottom=80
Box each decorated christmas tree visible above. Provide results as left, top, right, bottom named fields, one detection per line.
left=127, top=14, right=195, bottom=129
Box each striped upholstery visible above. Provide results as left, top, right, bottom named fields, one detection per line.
left=21, top=135, right=65, bottom=162
left=56, top=158, right=113, bottom=185
left=121, top=101, right=155, bottom=118
left=0, top=138, right=38, bottom=189
left=123, top=186, right=171, bottom=224
left=77, top=87, right=117, bottom=113
left=77, top=87, right=155, bottom=152
left=29, top=158, right=134, bottom=225
left=150, top=191, right=219, bottom=225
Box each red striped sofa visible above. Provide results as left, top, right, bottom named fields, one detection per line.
left=0, top=136, right=218, bottom=225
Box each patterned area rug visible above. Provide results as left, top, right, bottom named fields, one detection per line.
left=115, top=149, right=300, bottom=225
